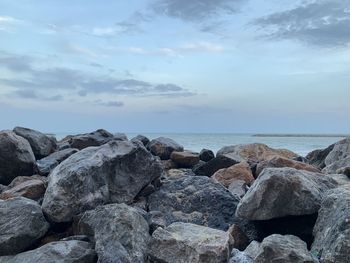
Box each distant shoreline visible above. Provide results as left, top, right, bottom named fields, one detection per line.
left=253, top=134, right=349, bottom=138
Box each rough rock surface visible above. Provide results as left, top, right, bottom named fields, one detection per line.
left=163, top=168, right=195, bottom=181
left=228, top=180, right=248, bottom=199
left=193, top=155, right=239, bottom=177
left=13, top=127, right=57, bottom=159
left=147, top=137, right=184, bottom=160
left=148, top=222, right=233, bottom=263
left=0, top=240, right=96, bottom=263
left=212, top=162, right=255, bottom=187
left=148, top=176, right=240, bottom=231
left=311, top=188, right=350, bottom=263
left=0, top=131, right=36, bottom=185
left=0, top=197, right=49, bottom=255
left=36, top=148, right=79, bottom=176
left=323, top=156, right=350, bottom=174
left=131, top=134, right=150, bottom=146
left=75, top=203, right=149, bottom=263
left=170, top=151, right=200, bottom=168
left=0, top=177, right=46, bottom=200
left=229, top=241, right=260, bottom=263
left=63, top=129, right=115, bottom=150
left=324, top=138, right=350, bottom=166
left=236, top=168, right=337, bottom=220
left=42, top=140, right=163, bottom=222
left=199, top=148, right=215, bottom=162
left=306, top=143, right=335, bottom=169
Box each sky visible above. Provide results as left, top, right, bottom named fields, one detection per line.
left=0, top=0, right=350, bottom=134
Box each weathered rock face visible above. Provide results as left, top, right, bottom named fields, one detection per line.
left=148, top=222, right=233, bottom=263
left=199, top=148, right=215, bottom=162
left=148, top=176, right=240, bottom=231
left=131, top=134, right=150, bottom=146
left=0, top=240, right=96, bottom=263
left=0, top=131, right=36, bottom=185
left=164, top=168, right=195, bottom=181
left=0, top=176, right=46, bottom=200
left=75, top=203, right=150, bottom=263
left=236, top=168, right=337, bottom=220
left=212, top=162, right=255, bottom=188
left=322, top=138, right=350, bottom=173
left=42, top=140, right=163, bottom=223
left=311, top=188, right=350, bottom=263
left=147, top=137, right=184, bottom=160
left=336, top=166, right=350, bottom=178
left=36, top=148, right=79, bottom=176
left=256, top=156, right=320, bottom=176
left=170, top=151, right=200, bottom=168
left=193, top=155, right=239, bottom=177
left=306, top=143, right=335, bottom=169
left=217, top=143, right=297, bottom=163
left=323, top=156, right=350, bottom=174
left=63, top=129, right=115, bottom=150
left=228, top=180, right=248, bottom=199
left=13, top=127, right=57, bottom=159
left=0, top=197, right=49, bottom=255
left=229, top=241, right=260, bottom=263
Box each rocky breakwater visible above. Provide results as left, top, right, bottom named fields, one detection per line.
left=0, top=127, right=349, bottom=263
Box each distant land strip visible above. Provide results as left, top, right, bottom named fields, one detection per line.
left=253, top=134, right=350, bottom=138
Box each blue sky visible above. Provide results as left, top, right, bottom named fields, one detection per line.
left=0, top=0, right=349, bottom=133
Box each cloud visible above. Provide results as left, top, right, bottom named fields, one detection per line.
left=93, top=100, right=124, bottom=107
left=0, top=16, right=21, bottom=31
left=11, top=89, right=64, bottom=102
left=255, top=0, right=350, bottom=47
left=0, top=52, right=34, bottom=72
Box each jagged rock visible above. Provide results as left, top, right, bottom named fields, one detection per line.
left=63, top=129, right=115, bottom=150
left=311, top=188, right=350, bottom=263
left=148, top=222, right=233, bottom=263
left=306, top=144, right=335, bottom=169
left=322, top=138, right=350, bottom=173
left=131, top=134, right=150, bottom=146
left=228, top=180, right=248, bottom=199
left=0, top=240, right=96, bottom=263
left=36, top=148, right=79, bottom=176
left=170, top=151, right=200, bottom=168
left=0, top=176, right=46, bottom=200
left=148, top=176, right=240, bottom=231
left=147, top=137, right=184, bottom=160
left=236, top=168, right=337, bottom=220
left=13, top=127, right=57, bottom=159
left=42, top=140, right=163, bottom=222
left=199, top=148, right=215, bottom=162
left=193, top=155, right=239, bottom=177
left=323, top=156, right=350, bottom=174
left=0, top=131, right=36, bottom=185
left=75, top=203, right=149, bottom=263
left=0, top=197, right=49, bottom=255
left=212, top=162, right=255, bottom=187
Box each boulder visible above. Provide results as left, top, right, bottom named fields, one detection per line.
left=0, top=197, right=49, bottom=255
left=0, top=240, right=96, bottom=263
left=193, top=155, right=239, bottom=177
left=36, top=148, right=79, bottom=176
left=147, top=137, right=184, bottom=160
left=13, top=127, right=57, bottom=159
left=229, top=241, right=260, bottom=263
left=148, top=176, right=240, bottom=231
left=0, top=131, right=36, bottom=185
left=256, top=156, right=320, bottom=176
left=148, top=222, right=233, bottom=263
left=336, top=166, right=350, bottom=178
left=75, top=203, right=149, bottom=263
left=163, top=168, right=195, bottom=181
left=131, top=134, right=150, bottom=146
left=113, top=133, right=128, bottom=141
left=311, top=188, right=350, bottom=263
left=324, top=138, right=350, bottom=166
left=212, top=162, right=255, bottom=187
left=199, top=148, right=215, bottom=162
left=236, top=168, right=337, bottom=220
left=322, top=156, right=350, bottom=174
left=170, top=151, right=200, bottom=168
left=227, top=224, right=250, bottom=250
left=63, top=129, right=115, bottom=150
left=42, top=140, right=163, bottom=222
left=0, top=177, right=46, bottom=200
left=228, top=180, right=248, bottom=199
left=306, top=143, right=335, bottom=169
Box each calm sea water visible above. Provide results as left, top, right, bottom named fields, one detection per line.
left=55, top=133, right=347, bottom=157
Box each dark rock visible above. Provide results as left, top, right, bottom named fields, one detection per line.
left=306, top=143, right=335, bottom=169
left=131, top=134, right=150, bottom=146
left=42, top=140, right=163, bottom=223
left=161, top=159, right=178, bottom=170
left=0, top=197, right=49, bottom=255
left=228, top=224, right=250, bottom=250
left=13, top=127, right=57, bottom=159
left=147, top=211, right=167, bottom=233
left=63, top=129, right=115, bottom=150
left=199, top=148, right=215, bottom=162
left=147, top=137, right=184, bottom=160
left=193, top=155, right=239, bottom=177
left=0, top=131, right=36, bottom=185
left=336, top=166, right=350, bottom=178
left=170, top=151, right=200, bottom=168
left=293, top=156, right=308, bottom=163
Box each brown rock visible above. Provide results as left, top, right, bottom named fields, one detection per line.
left=0, top=177, right=46, bottom=200
left=228, top=224, right=250, bottom=251
left=212, top=162, right=255, bottom=187
left=170, top=151, right=200, bottom=168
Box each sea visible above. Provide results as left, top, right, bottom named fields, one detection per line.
left=54, top=133, right=349, bottom=157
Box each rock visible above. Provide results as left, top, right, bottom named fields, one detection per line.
left=336, top=166, right=350, bottom=178
left=0, top=240, right=96, bottom=263
left=57, top=141, right=71, bottom=151
left=229, top=249, right=253, bottom=263
left=0, top=131, right=36, bottom=185
left=13, top=127, right=57, bottom=159
left=193, top=155, right=239, bottom=177
left=161, top=159, right=178, bottom=170
left=325, top=138, right=350, bottom=165
left=147, top=137, right=184, bottom=160
left=148, top=176, right=240, bottom=231
left=170, top=151, right=200, bottom=168
left=36, top=148, right=79, bottom=176
left=236, top=168, right=337, bottom=220
left=228, top=224, right=250, bottom=250
left=0, top=177, right=46, bottom=200
left=306, top=143, right=335, bottom=169
left=131, top=134, right=150, bottom=146
left=256, top=156, right=320, bottom=177
left=311, top=188, right=350, bottom=263
left=42, top=140, right=163, bottom=222
left=147, top=211, right=167, bottom=233
left=228, top=180, right=248, bottom=199
left=0, top=197, right=49, bottom=255
left=163, top=168, right=195, bottom=181
left=217, top=143, right=297, bottom=163
left=75, top=203, right=149, bottom=263
left=113, top=133, right=128, bottom=141
left=322, top=156, right=350, bottom=174
left=199, top=148, right=215, bottom=162
left=63, top=129, right=115, bottom=150
left=148, top=222, right=233, bottom=263
left=212, top=162, right=255, bottom=187
left=0, top=184, right=7, bottom=193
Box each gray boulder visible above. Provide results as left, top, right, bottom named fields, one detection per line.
left=323, top=138, right=350, bottom=173
left=0, top=240, right=96, bottom=263
left=36, top=148, right=79, bottom=176
left=0, top=131, right=36, bottom=185
left=63, top=129, right=115, bottom=150
left=148, top=222, right=233, bottom=263
left=229, top=241, right=260, bottom=263
left=0, top=197, right=49, bottom=255
left=311, top=188, right=350, bottom=263
left=13, top=127, right=57, bottom=159
left=131, top=134, right=150, bottom=146
left=42, top=140, right=163, bottom=222
left=75, top=203, right=149, bottom=263
left=147, top=137, right=184, bottom=160
left=236, top=168, right=337, bottom=220
left=322, top=156, right=350, bottom=174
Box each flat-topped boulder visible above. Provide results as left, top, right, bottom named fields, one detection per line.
left=193, top=155, right=239, bottom=177
left=170, top=151, right=200, bottom=168
left=147, top=137, right=184, bottom=160
left=0, top=176, right=46, bottom=200
left=212, top=162, right=255, bottom=187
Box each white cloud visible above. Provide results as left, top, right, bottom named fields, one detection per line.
left=180, top=42, right=225, bottom=52
left=0, top=16, right=21, bottom=31
left=92, top=27, right=120, bottom=37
